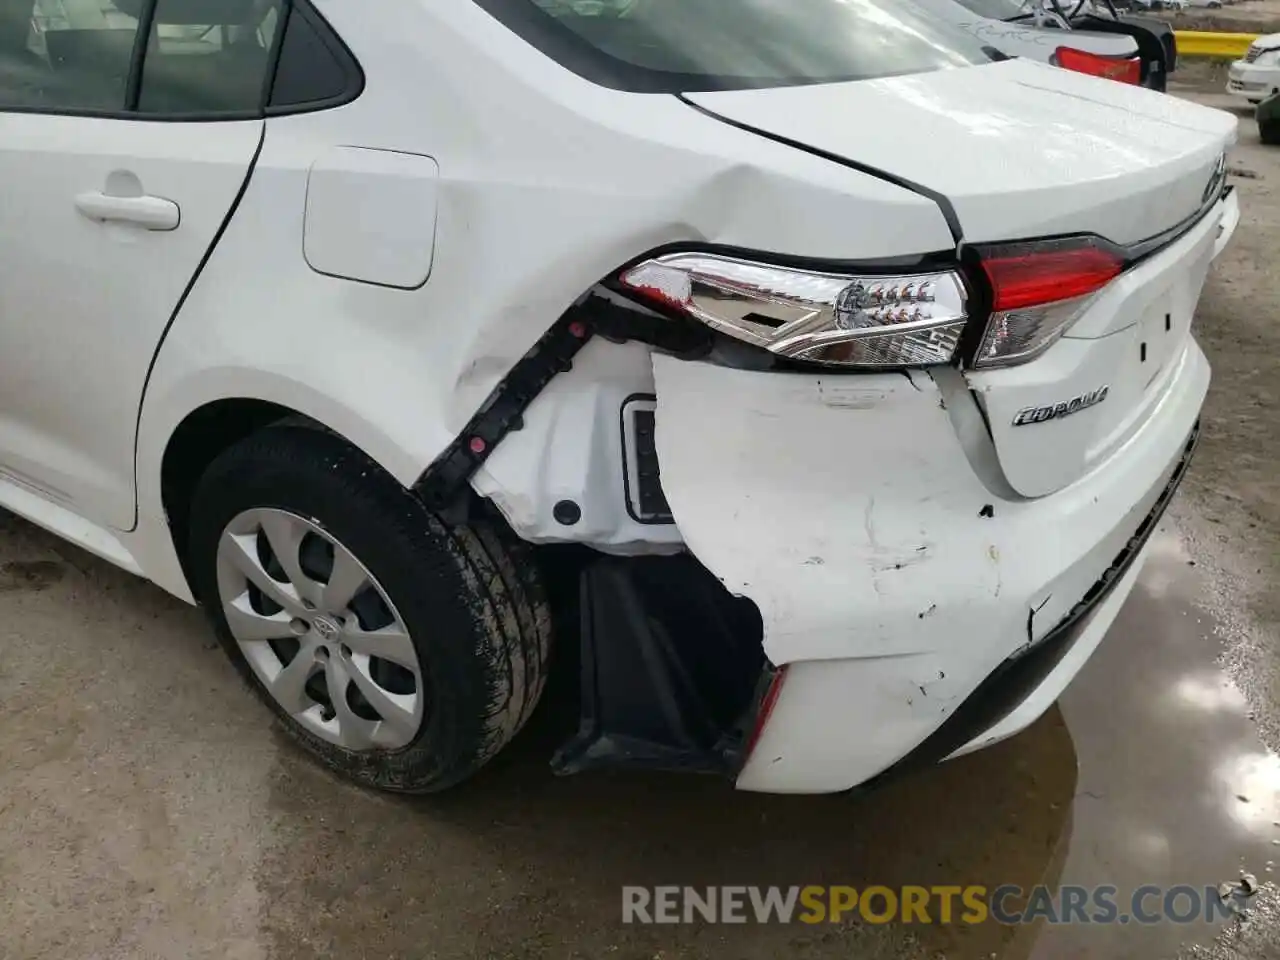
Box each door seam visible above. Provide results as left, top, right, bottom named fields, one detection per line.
left=126, top=121, right=268, bottom=533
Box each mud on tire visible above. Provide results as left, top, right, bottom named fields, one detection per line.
left=187, top=425, right=552, bottom=793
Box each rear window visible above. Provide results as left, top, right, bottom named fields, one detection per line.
left=473, top=0, right=995, bottom=92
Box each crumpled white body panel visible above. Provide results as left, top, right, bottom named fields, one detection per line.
left=651, top=343, right=1206, bottom=792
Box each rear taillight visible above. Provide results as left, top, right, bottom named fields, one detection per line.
left=984, top=246, right=1123, bottom=312
left=972, top=239, right=1125, bottom=368
left=1052, top=47, right=1142, bottom=85
left=618, top=253, right=969, bottom=368
left=744, top=665, right=788, bottom=762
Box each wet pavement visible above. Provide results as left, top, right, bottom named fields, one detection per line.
left=3, top=97, right=1280, bottom=960
left=2, top=504, right=1269, bottom=960
left=1037, top=530, right=1280, bottom=960
left=2, top=507, right=1276, bottom=960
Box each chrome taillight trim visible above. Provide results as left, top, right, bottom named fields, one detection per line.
left=618, top=252, right=970, bottom=369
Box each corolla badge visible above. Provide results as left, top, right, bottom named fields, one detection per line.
left=1012, top=385, right=1110, bottom=426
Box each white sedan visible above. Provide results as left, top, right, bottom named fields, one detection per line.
left=0, top=0, right=1238, bottom=793
left=1228, top=34, right=1280, bottom=104
left=924, top=0, right=1153, bottom=85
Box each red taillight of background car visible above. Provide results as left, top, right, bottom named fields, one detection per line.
left=1053, top=47, right=1143, bottom=85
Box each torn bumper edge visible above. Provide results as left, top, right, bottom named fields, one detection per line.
left=651, top=338, right=1208, bottom=793
left=870, top=422, right=1199, bottom=784
left=1212, top=185, right=1239, bottom=263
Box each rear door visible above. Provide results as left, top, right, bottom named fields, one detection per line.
left=0, top=0, right=282, bottom=530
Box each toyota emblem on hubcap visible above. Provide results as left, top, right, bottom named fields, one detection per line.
left=313, top=615, right=341, bottom=641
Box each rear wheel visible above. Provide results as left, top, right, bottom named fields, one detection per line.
left=187, top=425, right=551, bottom=792
left=1260, top=121, right=1280, bottom=145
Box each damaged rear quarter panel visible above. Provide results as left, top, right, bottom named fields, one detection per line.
left=648, top=318, right=1208, bottom=793
left=650, top=339, right=1201, bottom=695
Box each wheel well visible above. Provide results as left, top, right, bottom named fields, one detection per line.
left=160, top=399, right=497, bottom=590
left=161, top=398, right=299, bottom=577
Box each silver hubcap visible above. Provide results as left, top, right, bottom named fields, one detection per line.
left=216, top=508, right=424, bottom=751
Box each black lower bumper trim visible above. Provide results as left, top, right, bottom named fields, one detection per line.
left=858, top=422, right=1200, bottom=790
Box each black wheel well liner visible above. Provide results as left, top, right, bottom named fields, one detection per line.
left=159, top=398, right=492, bottom=587
left=160, top=397, right=301, bottom=581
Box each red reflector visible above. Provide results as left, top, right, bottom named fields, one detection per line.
left=1054, top=47, right=1142, bottom=85
left=980, top=245, right=1124, bottom=311
left=744, top=665, right=788, bottom=761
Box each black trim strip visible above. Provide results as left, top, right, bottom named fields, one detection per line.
left=969, top=178, right=1230, bottom=272
left=258, top=0, right=294, bottom=112
left=128, top=125, right=267, bottom=532
left=414, top=308, right=598, bottom=511
left=124, top=0, right=159, bottom=112
left=414, top=297, right=709, bottom=511
left=607, top=238, right=955, bottom=278
left=1125, top=180, right=1230, bottom=263
left=678, top=95, right=965, bottom=245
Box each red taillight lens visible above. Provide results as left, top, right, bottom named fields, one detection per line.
left=972, top=240, right=1126, bottom=368
left=980, top=245, right=1124, bottom=311
left=744, top=665, right=788, bottom=761
left=1054, top=47, right=1142, bottom=85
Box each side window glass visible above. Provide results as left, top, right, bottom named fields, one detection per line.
left=137, top=0, right=284, bottom=114
left=0, top=0, right=143, bottom=112
left=268, top=1, right=361, bottom=111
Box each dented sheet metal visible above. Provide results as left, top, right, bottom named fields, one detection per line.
left=651, top=346, right=1208, bottom=792
left=651, top=357, right=1019, bottom=666
left=651, top=350, right=1206, bottom=666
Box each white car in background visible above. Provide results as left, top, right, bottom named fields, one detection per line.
left=934, top=0, right=1166, bottom=87
left=1228, top=34, right=1280, bottom=104
left=0, top=0, right=1238, bottom=795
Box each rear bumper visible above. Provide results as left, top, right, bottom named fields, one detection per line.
left=652, top=331, right=1209, bottom=794
left=870, top=422, right=1197, bottom=784
left=1215, top=186, right=1239, bottom=262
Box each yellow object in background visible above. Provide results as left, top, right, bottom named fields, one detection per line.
left=1175, top=31, right=1258, bottom=59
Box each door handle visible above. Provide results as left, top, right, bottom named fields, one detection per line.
left=74, top=192, right=180, bottom=232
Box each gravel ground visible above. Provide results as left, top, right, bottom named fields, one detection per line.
left=1164, top=0, right=1280, bottom=35
left=1170, top=83, right=1280, bottom=761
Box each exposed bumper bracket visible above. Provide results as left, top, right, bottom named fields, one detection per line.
left=414, top=296, right=706, bottom=512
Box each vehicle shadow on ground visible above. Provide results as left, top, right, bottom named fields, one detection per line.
left=0, top=509, right=1076, bottom=960
left=259, top=668, right=1078, bottom=960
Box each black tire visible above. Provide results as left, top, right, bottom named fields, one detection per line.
left=187, top=424, right=552, bottom=793
left=1261, top=122, right=1280, bottom=146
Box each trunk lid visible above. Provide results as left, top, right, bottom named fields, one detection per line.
left=684, top=58, right=1235, bottom=245
left=965, top=197, right=1224, bottom=497
left=686, top=58, right=1235, bottom=496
